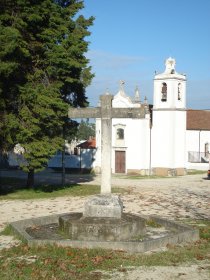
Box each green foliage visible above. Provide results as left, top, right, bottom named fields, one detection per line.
left=186, top=220, right=210, bottom=241
left=0, top=0, right=94, bottom=176
left=146, top=219, right=162, bottom=228
left=187, top=169, right=206, bottom=175
left=0, top=224, right=14, bottom=236
left=64, top=119, right=79, bottom=142
left=76, top=119, right=95, bottom=140
left=200, top=225, right=210, bottom=240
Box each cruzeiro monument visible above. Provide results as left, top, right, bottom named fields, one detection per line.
left=65, top=85, right=146, bottom=241
left=10, top=84, right=199, bottom=253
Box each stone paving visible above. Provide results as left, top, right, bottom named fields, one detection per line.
left=122, top=187, right=209, bottom=221
left=0, top=172, right=209, bottom=279
left=0, top=173, right=209, bottom=248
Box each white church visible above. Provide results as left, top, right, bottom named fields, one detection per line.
left=94, top=58, right=210, bottom=176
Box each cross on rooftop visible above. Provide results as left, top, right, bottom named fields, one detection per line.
left=68, top=93, right=147, bottom=194
left=119, top=80, right=125, bottom=91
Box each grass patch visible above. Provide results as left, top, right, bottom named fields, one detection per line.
left=200, top=225, right=210, bottom=240
left=1, top=175, right=124, bottom=200
left=114, top=174, right=167, bottom=180
left=114, top=170, right=207, bottom=179
left=0, top=225, right=14, bottom=236
left=0, top=224, right=27, bottom=244
left=0, top=183, right=125, bottom=200
left=184, top=219, right=210, bottom=240
left=0, top=220, right=209, bottom=279
left=0, top=234, right=209, bottom=280
left=187, top=169, right=207, bottom=175
left=146, top=219, right=162, bottom=228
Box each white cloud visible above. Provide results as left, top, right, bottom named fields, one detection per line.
left=87, top=50, right=148, bottom=71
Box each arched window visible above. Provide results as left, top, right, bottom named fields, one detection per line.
left=117, top=128, right=124, bottom=140
left=161, top=82, right=167, bottom=101
left=178, top=83, right=182, bottom=100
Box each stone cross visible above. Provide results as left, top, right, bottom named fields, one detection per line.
left=68, top=93, right=146, bottom=195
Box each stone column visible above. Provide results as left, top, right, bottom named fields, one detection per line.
left=100, top=94, right=113, bottom=194
left=83, top=93, right=123, bottom=218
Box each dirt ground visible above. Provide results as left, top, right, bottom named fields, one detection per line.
left=0, top=172, right=209, bottom=279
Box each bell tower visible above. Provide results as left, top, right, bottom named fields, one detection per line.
left=153, top=57, right=186, bottom=109
left=152, top=58, right=187, bottom=176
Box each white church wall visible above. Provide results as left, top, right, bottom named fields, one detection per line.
left=186, top=130, right=210, bottom=167
left=152, top=111, right=174, bottom=167
left=111, top=117, right=150, bottom=173
left=186, top=130, right=210, bottom=153
left=151, top=110, right=186, bottom=172
left=94, top=106, right=151, bottom=174
left=173, top=110, right=187, bottom=167
left=126, top=119, right=150, bottom=171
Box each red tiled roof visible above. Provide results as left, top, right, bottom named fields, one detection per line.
left=187, top=110, right=210, bottom=130
left=77, top=138, right=96, bottom=149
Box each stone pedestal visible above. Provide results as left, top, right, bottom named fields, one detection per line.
left=83, top=194, right=123, bottom=219
left=59, top=212, right=145, bottom=241
left=58, top=195, right=145, bottom=241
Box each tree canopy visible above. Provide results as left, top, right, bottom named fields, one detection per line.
left=0, top=0, right=94, bottom=186
left=76, top=119, right=95, bottom=141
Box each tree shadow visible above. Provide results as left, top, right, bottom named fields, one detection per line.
left=203, top=177, right=210, bottom=180
left=33, top=182, right=81, bottom=193
left=0, top=177, right=27, bottom=195
left=0, top=168, right=97, bottom=195
left=0, top=178, right=95, bottom=196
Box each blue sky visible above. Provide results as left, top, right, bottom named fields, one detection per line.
left=82, top=0, right=210, bottom=109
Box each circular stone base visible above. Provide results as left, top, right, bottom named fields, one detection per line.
left=59, top=212, right=146, bottom=241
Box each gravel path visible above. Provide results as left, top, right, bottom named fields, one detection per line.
left=0, top=172, right=209, bottom=279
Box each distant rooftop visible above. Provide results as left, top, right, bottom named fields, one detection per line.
left=77, top=138, right=96, bottom=149
left=187, top=110, right=210, bottom=130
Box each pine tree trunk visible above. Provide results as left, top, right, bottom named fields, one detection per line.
left=27, top=169, right=34, bottom=188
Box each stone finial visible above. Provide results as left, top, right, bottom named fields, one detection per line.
left=105, top=88, right=110, bottom=95
left=134, top=86, right=140, bottom=103
left=144, top=96, right=149, bottom=114
left=117, top=80, right=127, bottom=98
left=164, top=57, right=176, bottom=74
left=97, top=100, right=101, bottom=107
left=144, top=96, right=148, bottom=104
left=119, top=80, right=125, bottom=91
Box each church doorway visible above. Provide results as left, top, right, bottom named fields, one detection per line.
left=115, top=151, right=126, bottom=173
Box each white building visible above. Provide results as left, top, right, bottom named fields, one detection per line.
left=94, top=58, right=210, bottom=175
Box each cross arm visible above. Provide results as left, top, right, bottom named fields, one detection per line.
left=68, top=107, right=101, bottom=119
left=111, top=107, right=146, bottom=119
left=68, top=107, right=146, bottom=119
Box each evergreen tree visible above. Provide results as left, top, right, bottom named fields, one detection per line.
left=0, top=0, right=94, bottom=187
